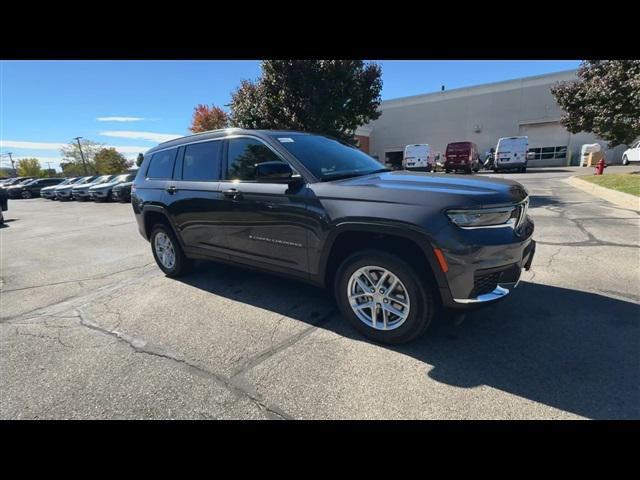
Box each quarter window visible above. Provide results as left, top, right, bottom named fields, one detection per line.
left=182, top=141, right=222, bottom=181
left=146, top=148, right=178, bottom=179
left=226, top=138, right=283, bottom=181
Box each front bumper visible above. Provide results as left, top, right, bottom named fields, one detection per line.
left=90, top=189, right=110, bottom=199
left=452, top=240, right=535, bottom=304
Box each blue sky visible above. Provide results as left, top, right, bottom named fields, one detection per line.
left=1, top=60, right=581, bottom=171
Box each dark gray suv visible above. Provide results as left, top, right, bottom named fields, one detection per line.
left=132, top=129, right=535, bottom=344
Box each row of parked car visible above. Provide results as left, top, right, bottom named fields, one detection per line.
left=0, top=173, right=136, bottom=202
left=0, top=174, right=136, bottom=202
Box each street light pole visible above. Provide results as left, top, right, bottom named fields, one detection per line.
left=74, top=137, right=89, bottom=175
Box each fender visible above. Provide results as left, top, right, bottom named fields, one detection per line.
left=140, top=204, right=187, bottom=248
left=314, top=220, right=450, bottom=290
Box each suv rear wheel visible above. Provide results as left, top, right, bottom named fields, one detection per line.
left=335, top=250, right=434, bottom=344
left=150, top=224, right=191, bottom=277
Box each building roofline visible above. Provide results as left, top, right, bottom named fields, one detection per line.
left=379, top=69, right=579, bottom=110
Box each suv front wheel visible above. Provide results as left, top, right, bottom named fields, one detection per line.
left=335, top=250, right=434, bottom=344
left=150, top=224, right=191, bottom=277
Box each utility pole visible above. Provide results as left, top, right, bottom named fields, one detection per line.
left=6, top=152, right=16, bottom=176
left=74, top=137, right=89, bottom=175
left=46, top=162, right=54, bottom=176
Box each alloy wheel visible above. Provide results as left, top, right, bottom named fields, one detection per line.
left=154, top=232, right=176, bottom=270
left=347, top=265, right=411, bottom=331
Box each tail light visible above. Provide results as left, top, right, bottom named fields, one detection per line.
left=131, top=184, right=136, bottom=193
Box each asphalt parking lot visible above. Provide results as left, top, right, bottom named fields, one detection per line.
left=1, top=166, right=639, bottom=419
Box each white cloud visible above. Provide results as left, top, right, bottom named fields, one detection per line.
left=1, top=140, right=66, bottom=150
left=99, top=130, right=182, bottom=143
left=96, top=116, right=148, bottom=122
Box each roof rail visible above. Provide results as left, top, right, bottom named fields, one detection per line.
left=156, top=127, right=242, bottom=146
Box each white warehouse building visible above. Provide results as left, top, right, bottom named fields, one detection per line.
left=355, top=69, right=628, bottom=168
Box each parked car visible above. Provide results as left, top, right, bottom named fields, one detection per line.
left=7, top=177, right=66, bottom=199
left=494, top=136, right=531, bottom=172
left=444, top=142, right=481, bottom=174
left=89, top=173, right=136, bottom=202
left=71, top=175, right=114, bottom=201
left=57, top=176, right=96, bottom=201
left=622, top=140, right=640, bottom=165
left=402, top=144, right=436, bottom=172
left=0, top=177, right=36, bottom=191
left=41, top=177, right=79, bottom=199
left=0, top=186, right=7, bottom=225
left=111, top=180, right=134, bottom=203
left=132, top=129, right=535, bottom=344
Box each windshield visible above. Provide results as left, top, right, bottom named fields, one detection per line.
left=114, top=174, right=133, bottom=183
left=94, top=175, right=113, bottom=184
left=270, top=133, right=387, bottom=181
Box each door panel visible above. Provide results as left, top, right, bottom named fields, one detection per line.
left=218, top=181, right=310, bottom=272
left=164, top=140, right=229, bottom=256
left=217, top=136, right=311, bottom=273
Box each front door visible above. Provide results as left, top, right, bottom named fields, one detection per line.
left=218, top=136, right=310, bottom=275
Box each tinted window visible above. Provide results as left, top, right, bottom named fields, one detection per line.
left=147, top=149, right=177, bottom=179
left=183, top=141, right=222, bottom=181
left=269, top=133, right=386, bottom=181
left=227, top=138, right=283, bottom=181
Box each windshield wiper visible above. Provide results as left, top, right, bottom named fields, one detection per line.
left=321, top=168, right=390, bottom=182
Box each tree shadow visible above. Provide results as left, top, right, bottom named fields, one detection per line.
left=176, top=261, right=639, bottom=419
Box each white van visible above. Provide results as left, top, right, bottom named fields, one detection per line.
left=495, top=136, right=530, bottom=173
left=403, top=144, right=436, bottom=172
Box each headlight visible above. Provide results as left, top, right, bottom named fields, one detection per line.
left=446, top=206, right=517, bottom=228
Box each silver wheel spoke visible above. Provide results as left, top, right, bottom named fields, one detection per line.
left=347, top=266, right=411, bottom=332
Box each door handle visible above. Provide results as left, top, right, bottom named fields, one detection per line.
left=222, top=188, right=242, bottom=200
left=166, top=185, right=177, bottom=194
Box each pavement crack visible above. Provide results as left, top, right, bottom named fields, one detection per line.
left=73, top=307, right=294, bottom=420
left=1, top=263, right=155, bottom=294
left=230, top=309, right=337, bottom=380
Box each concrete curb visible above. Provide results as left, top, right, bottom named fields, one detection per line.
left=565, top=175, right=640, bottom=211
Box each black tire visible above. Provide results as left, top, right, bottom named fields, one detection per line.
left=622, top=155, right=629, bottom=166
left=150, top=224, right=191, bottom=277
left=445, top=169, right=450, bottom=174
left=21, top=191, right=32, bottom=199
left=464, top=166, right=472, bottom=174
left=334, top=249, right=435, bottom=344
left=521, top=166, right=527, bottom=173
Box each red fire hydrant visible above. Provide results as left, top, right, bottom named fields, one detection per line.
left=594, top=158, right=607, bottom=175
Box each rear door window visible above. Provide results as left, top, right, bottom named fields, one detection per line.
left=146, top=148, right=178, bottom=179
left=182, top=141, right=222, bottom=181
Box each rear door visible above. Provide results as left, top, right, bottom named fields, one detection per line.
left=164, top=139, right=228, bottom=256
left=217, top=135, right=310, bottom=275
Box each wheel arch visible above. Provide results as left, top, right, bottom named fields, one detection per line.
left=317, top=223, right=449, bottom=297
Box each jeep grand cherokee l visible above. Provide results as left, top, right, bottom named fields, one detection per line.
left=133, top=129, right=535, bottom=344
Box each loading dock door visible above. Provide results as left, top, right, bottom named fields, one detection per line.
left=519, top=122, right=570, bottom=166
left=384, top=151, right=404, bottom=170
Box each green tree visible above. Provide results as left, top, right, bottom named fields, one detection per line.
left=229, top=60, right=383, bottom=143
left=60, top=139, right=103, bottom=175
left=17, top=158, right=43, bottom=177
left=551, top=60, right=640, bottom=147
left=94, top=148, right=129, bottom=174
left=136, top=153, right=144, bottom=167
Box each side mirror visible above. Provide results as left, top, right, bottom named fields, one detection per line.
left=255, top=162, right=296, bottom=183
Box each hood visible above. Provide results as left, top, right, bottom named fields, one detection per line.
left=113, top=181, right=133, bottom=190
left=312, top=170, right=528, bottom=208
left=89, top=180, right=119, bottom=190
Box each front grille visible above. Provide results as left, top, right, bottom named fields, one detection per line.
left=471, top=272, right=501, bottom=297
left=471, top=263, right=520, bottom=297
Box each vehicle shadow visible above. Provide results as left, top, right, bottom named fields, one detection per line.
left=177, top=262, right=639, bottom=419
